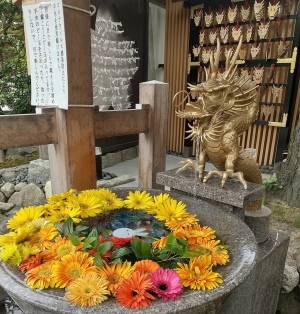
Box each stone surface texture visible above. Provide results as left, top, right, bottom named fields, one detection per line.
left=27, top=159, right=51, bottom=186
left=156, top=168, right=265, bottom=209
left=244, top=205, right=272, bottom=243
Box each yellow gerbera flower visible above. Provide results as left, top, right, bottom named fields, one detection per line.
left=26, top=261, right=57, bottom=289
left=153, top=199, right=188, bottom=222
left=47, top=189, right=77, bottom=205
left=28, top=224, right=59, bottom=249
left=28, top=218, right=50, bottom=232
left=46, top=204, right=82, bottom=224
left=97, top=261, right=135, bottom=295
left=53, top=252, right=97, bottom=288
left=124, top=190, right=154, bottom=210
left=165, top=214, right=199, bottom=231
left=144, top=193, right=171, bottom=214
left=43, top=236, right=83, bottom=261
left=0, top=243, right=22, bottom=265
left=17, top=241, right=40, bottom=261
left=6, top=205, right=46, bottom=230
left=65, top=273, right=109, bottom=307
left=66, top=192, right=104, bottom=219
left=96, top=188, right=124, bottom=210
left=175, top=255, right=223, bottom=290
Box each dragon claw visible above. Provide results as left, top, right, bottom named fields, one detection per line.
left=203, top=169, right=248, bottom=189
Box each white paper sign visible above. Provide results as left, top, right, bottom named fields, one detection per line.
left=22, top=0, right=68, bottom=109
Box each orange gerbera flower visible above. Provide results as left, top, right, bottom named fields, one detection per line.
left=65, top=273, right=109, bottom=307
left=18, top=252, right=43, bottom=272
left=174, top=224, right=216, bottom=241
left=97, top=261, right=134, bottom=295
left=52, top=252, right=97, bottom=288
left=28, top=224, right=58, bottom=249
left=26, top=261, right=57, bottom=289
left=165, top=214, right=199, bottom=232
left=115, top=271, right=156, bottom=310
left=43, top=236, right=83, bottom=261
left=152, top=236, right=168, bottom=250
left=189, top=238, right=229, bottom=266
left=134, top=260, right=160, bottom=274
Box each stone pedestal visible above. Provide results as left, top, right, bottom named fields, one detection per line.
left=156, top=168, right=265, bottom=221
left=244, top=205, right=272, bottom=243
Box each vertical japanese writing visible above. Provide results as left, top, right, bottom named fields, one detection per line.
left=22, top=0, right=68, bottom=109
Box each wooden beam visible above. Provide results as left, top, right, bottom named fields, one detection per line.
left=93, top=106, right=150, bottom=139
left=48, top=0, right=96, bottom=194
left=0, top=109, right=57, bottom=149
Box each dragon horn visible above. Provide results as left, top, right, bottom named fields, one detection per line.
left=224, top=37, right=243, bottom=80
left=210, top=54, right=217, bottom=77
left=214, top=37, right=221, bottom=70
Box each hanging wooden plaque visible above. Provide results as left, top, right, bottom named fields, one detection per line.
left=253, top=65, right=264, bottom=84
left=254, top=0, right=265, bottom=21
left=228, top=4, right=238, bottom=23
left=220, top=24, right=229, bottom=44
left=240, top=0, right=250, bottom=21
left=268, top=1, right=280, bottom=20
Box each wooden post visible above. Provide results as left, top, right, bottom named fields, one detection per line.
left=48, top=0, right=96, bottom=194
left=139, top=81, right=169, bottom=189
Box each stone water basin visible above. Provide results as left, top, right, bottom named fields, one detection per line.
left=0, top=188, right=257, bottom=314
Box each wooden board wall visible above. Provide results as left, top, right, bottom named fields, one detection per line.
left=164, top=0, right=190, bottom=154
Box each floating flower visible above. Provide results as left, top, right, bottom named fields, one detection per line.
left=53, top=252, right=97, bottom=288
left=17, top=241, right=40, bottom=261
left=134, top=260, right=160, bottom=274
left=154, top=198, right=188, bottom=222
left=47, top=189, right=77, bottom=206
left=96, top=188, right=124, bottom=210
left=46, top=204, right=82, bottom=224
left=19, top=252, right=43, bottom=272
left=115, top=271, right=156, bottom=310
left=175, top=224, right=216, bottom=242
left=152, top=236, right=168, bottom=250
left=28, top=224, right=58, bottom=249
left=6, top=205, right=45, bottom=230
left=65, top=273, right=109, bottom=307
left=124, top=190, right=154, bottom=210
left=175, top=255, right=223, bottom=290
left=26, top=261, right=57, bottom=289
left=28, top=218, right=50, bottom=232
left=110, top=236, right=133, bottom=249
left=97, top=261, right=134, bottom=295
left=0, top=243, right=22, bottom=266
left=191, top=238, right=229, bottom=266
left=144, top=193, right=170, bottom=214
left=148, top=268, right=184, bottom=301
left=165, top=214, right=199, bottom=231
left=66, top=191, right=105, bottom=218
left=43, top=236, right=83, bottom=261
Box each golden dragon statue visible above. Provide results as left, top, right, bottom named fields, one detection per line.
left=173, top=37, right=262, bottom=210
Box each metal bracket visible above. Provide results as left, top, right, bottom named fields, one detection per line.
left=187, top=54, right=200, bottom=74
left=268, top=113, right=288, bottom=127
left=190, top=4, right=204, bottom=19
left=235, top=59, right=245, bottom=65
left=277, top=47, right=298, bottom=73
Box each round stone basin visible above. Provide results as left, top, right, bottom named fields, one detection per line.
left=0, top=188, right=257, bottom=314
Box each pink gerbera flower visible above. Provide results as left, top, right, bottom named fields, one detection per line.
left=148, top=268, right=184, bottom=301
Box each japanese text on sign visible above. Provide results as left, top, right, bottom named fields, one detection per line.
left=22, top=0, right=68, bottom=109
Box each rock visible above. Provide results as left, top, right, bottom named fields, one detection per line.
left=97, top=175, right=135, bottom=188
left=20, top=183, right=46, bottom=207
left=44, top=181, right=52, bottom=199
left=281, top=264, right=299, bottom=293
left=0, top=191, right=5, bottom=203
left=1, top=171, right=15, bottom=183
left=121, top=147, right=138, bottom=161
left=0, top=202, right=15, bottom=212
left=7, top=191, right=23, bottom=206
left=0, top=182, right=15, bottom=198
left=15, top=182, right=27, bottom=192
left=295, top=252, right=300, bottom=272
left=27, top=159, right=50, bottom=186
